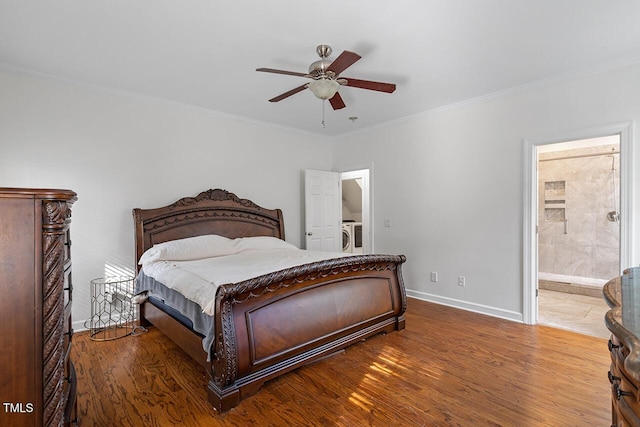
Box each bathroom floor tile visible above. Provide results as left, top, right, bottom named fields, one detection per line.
left=538, top=289, right=609, bottom=339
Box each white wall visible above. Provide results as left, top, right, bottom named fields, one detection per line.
left=332, top=63, right=640, bottom=321
left=0, top=69, right=332, bottom=330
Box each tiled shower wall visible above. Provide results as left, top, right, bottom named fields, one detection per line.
left=538, top=143, right=620, bottom=282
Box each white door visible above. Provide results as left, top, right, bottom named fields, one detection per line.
left=304, top=169, right=341, bottom=251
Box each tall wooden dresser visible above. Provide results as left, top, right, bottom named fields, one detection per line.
left=604, top=267, right=640, bottom=427
left=0, top=188, right=78, bottom=426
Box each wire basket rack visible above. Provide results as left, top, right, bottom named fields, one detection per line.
left=88, top=276, right=136, bottom=341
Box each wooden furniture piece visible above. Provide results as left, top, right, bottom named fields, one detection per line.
left=133, top=188, right=407, bottom=412
left=0, top=188, right=78, bottom=427
left=604, top=267, right=640, bottom=426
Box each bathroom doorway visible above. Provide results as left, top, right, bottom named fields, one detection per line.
left=536, top=135, right=620, bottom=338
left=523, top=122, right=632, bottom=328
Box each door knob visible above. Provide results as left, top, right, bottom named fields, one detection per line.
left=306, top=232, right=313, bottom=236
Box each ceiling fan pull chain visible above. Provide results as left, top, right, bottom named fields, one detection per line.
left=321, top=99, right=326, bottom=128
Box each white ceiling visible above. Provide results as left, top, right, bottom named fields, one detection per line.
left=2, top=1, right=640, bottom=137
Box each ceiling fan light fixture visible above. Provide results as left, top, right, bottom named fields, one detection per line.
left=308, top=78, right=339, bottom=100
left=257, top=44, right=395, bottom=109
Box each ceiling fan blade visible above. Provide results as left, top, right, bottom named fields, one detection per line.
left=256, top=68, right=309, bottom=78
left=326, top=51, right=361, bottom=75
left=329, top=92, right=346, bottom=110
left=342, top=77, right=396, bottom=93
left=268, top=84, right=308, bottom=102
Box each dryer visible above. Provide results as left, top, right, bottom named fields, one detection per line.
left=342, top=222, right=363, bottom=253
left=342, top=223, right=353, bottom=253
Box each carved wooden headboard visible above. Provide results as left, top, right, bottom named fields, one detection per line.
left=132, top=189, right=285, bottom=272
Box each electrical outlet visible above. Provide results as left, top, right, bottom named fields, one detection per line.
left=457, top=276, right=466, bottom=287
left=430, top=272, right=438, bottom=282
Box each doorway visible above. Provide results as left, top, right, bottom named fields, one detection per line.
left=522, top=122, right=632, bottom=327
left=341, top=169, right=372, bottom=254
left=536, top=136, right=619, bottom=338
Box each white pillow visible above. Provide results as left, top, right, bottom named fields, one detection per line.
left=138, top=234, right=235, bottom=265
left=138, top=234, right=298, bottom=265
left=232, top=236, right=298, bottom=253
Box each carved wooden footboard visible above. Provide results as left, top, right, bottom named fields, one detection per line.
left=133, top=189, right=407, bottom=412
left=208, top=254, right=406, bottom=411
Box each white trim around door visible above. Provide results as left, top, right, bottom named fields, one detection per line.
left=341, top=168, right=372, bottom=254
left=522, top=121, right=634, bottom=325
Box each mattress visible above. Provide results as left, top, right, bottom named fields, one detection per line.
left=135, top=271, right=215, bottom=359
left=139, top=237, right=353, bottom=316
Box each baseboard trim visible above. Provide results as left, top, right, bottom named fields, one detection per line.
left=406, top=290, right=523, bottom=323
left=73, top=319, right=89, bottom=333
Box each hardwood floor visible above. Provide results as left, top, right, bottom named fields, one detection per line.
left=71, top=298, right=611, bottom=426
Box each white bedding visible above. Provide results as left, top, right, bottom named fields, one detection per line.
left=140, top=236, right=352, bottom=316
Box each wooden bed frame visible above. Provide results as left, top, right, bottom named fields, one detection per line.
left=132, top=189, right=407, bottom=412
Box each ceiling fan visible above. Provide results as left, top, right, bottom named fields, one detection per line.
left=256, top=44, right=396, bottom=110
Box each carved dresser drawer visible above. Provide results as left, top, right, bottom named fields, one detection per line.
left=0, top=188, right=78, bottom=426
